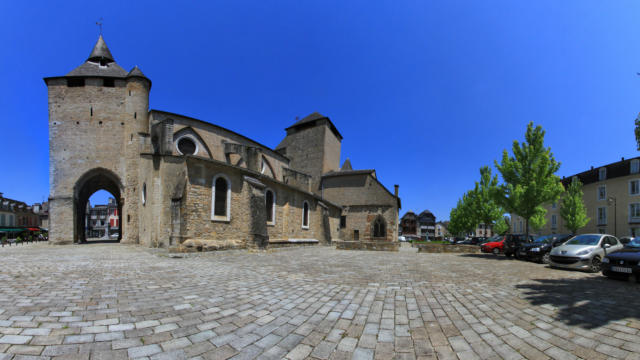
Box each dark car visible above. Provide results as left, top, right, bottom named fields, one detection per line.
left=518, top=234, right=572, bottom=263
left=618, top=236, right=634, bottom=245
left=602, top=237, right=640, bottom=281
left=469, top=237, right=487, bottom=245
left=503, top=234, right=535, bottom=258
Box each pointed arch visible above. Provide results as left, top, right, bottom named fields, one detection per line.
left=172, top=126, right=213, bottom=158
left=261, top=156, right=275, bottom=178
left=372, top=215, right=387, bottom=239
left=73, top=168, right=124, bottom=243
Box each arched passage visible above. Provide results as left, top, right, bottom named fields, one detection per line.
left=74, top=168, right=123, bottom=243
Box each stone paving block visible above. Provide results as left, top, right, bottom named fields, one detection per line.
left=91, top=349, right=129, bottom=360
left=202, top=344, right=238, bottom=360
left=128, top=343, right=163, bottom=358
left=285, top=343, right=312, bottom=360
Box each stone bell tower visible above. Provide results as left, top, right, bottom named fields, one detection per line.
left=44, top=35, right=151, bottom=244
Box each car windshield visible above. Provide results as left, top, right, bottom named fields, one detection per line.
left=626, top=238, right=640, bottom=248
left=533, top=235, right=552, bottom=243
left=565, top=234, right=600, bottom=246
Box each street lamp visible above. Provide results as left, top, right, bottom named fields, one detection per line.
left=608, top=196, right=617, bottom=237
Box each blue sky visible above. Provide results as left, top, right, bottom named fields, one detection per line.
left=1, top=1, right=639, bottom=220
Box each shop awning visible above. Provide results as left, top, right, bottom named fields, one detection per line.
left=0, top=228, right=27, bottom=233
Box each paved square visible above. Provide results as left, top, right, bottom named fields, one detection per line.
left=0, top=244, right=639, bottom=359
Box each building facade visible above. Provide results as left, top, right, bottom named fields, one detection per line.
left=0, top=193, right=39, bottom=228
left=400, top=210, right=436, bottom=240
left=435, top=221, right=448, bottom=240
left=85, top=198, right=119, bottom=238
left=45, top=36, right=400, bottom=250
left=511, top=156, right=640, bottom=237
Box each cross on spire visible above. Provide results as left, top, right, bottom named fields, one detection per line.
left=96, top=17, right=103, bottom=35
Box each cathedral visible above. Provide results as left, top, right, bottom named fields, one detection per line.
left=44, top=35, right=400, bottom=251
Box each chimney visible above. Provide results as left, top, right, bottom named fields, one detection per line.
left=394, top=185, right=399, bottom=198
left=591, top=166, right=594, bottom=170
left=622, top=157, right=625, bottom=161
left=0, top=192, right=3, bottom=198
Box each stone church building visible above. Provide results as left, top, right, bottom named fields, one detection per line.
left=44, top=35, right=400, bottom=250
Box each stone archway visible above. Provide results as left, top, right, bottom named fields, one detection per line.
left=74, top=168, right=123, bottom=243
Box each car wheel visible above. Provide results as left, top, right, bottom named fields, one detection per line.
left=541, top=253, right=550, bottom=264
left=505, top=252, right=512, bottom=258
left=492, top=248, right=499, bottom=255
left=589, top=256, right=601, bottom=273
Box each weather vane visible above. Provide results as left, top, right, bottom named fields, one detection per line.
left=96, top=17, right=103, bottom=35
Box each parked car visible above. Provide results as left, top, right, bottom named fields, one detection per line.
left=549, top=234, right=624, bottom=272
left=481, top=237, right=505, bottom=255
left=618, top=236, right=634, bottom=245
left=480, top=235, right=501, bottom=246
left=602, top=237, right=640, bottom=280
left=503, top=234, right=535, bottom=258
left=469, top=237, right=487, bottom=245
left=518, top=234, right=572, bottom=264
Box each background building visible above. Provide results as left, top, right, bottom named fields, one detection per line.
left=0, top=192, right=39, bottom=227
left=45, top=36, right=400, bottom=250
left=85, top=197, right=119, bottom=238
left=512, top=156, right=640, bottom=237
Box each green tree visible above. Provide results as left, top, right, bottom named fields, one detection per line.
left=494, top=122, right=564, bottom=241
left=469, top=166, right=504, bottom=232
left=529, top=207, right=547, bottom=232
left=448, top=192, right=476, bottom=237
left=560, top=177, right=590, bottom=234
left=493, top=216, right=510, bottom=235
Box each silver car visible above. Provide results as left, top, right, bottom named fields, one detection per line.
left=549, top=234, right=624, bottom=272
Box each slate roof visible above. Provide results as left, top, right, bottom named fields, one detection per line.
left=66, top=35, right=128, bottom=78
left=287, top=112, right=327, bottom=128
left=127, top=66, right=146, bottom=78
left=88, top=35, right=114, bottom=62
left=341, top=158, right=353, bottom=171
left=561, top=156, right=640, bottom=187
left=322, top=169, right=376, bottom=178
left=66, top=61, right=128, bottom=77
left=285, top=112, right=343, bottom=140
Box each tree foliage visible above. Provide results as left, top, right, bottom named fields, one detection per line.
left=493, top=216, right=510, bottom=235
left=494, top=122, right=564, bottom=240
left=560, top=177, right=590, bottom=234
left=529, top=207, right=548, bottom=231
left=469, top=166, right=504, bottom=230
left=448, top=192, right=477, bottom=236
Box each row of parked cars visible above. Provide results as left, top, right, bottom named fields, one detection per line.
left=479, top=233, right=640, bottom=280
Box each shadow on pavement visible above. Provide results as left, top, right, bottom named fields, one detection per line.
left=458, top=253, right=516, bottom=261
left=515, top=276, right=640, bottom=329
left=82, top=239, right=120, bottom=244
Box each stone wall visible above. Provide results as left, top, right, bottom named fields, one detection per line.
left=150, top=111, right=290, bottom=183
left=46, top=76, right=149, bottom=244
left=416, top=243, right=481, bottom=254
left=277, top=122, right=340, bottom=193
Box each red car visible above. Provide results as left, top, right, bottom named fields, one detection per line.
left=481, top=237, right=504, bottom=255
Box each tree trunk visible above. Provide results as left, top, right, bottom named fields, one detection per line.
left=525, top=218, right=530, bottom=242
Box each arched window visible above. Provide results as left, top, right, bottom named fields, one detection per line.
left=373, top=216, right=386, bottom=238
left=302, top=201, right=309, bottom=229
left=265, top=189, right=275, bottom=225
left=212, top=174, right=231, bottom=221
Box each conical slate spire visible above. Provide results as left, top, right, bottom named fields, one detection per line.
left=88, top=35, right=114, bottom=63
left=127, top=66, right=146, bottom=77
left=341, top=158, right=353, bottom=171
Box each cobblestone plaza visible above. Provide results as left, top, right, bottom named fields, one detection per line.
left=0, top=244, right=639, bottom=359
